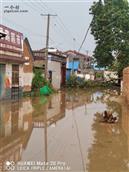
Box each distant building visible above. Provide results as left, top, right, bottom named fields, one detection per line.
left=91, top=62, right=105, bottom=71
left=0, top=24, right=25, bottom=100
left=65, top=50, right=92, bottom=80
left=33, top=48, right=67, bottom=89
left=104, top=70, right=118, bottom=81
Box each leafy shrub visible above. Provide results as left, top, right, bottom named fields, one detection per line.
left=66, top=75, right=87, bottom=88
left=66, top=75, right=78, bottom=88
left=66, top=74, right=116, bottom=89
left=32, top=70, right=47, bottom=89
left=95, top=72, right=103, bottom=79
left=77, top=77, right=87, bottom=88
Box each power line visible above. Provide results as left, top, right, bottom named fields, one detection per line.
left=40, top=2, right=82, bottom=49
left=40, top=2, right=75, bottom=38
left=3, top=17, right=55, bottom=44
left=4, top=1, right=88, bottom=52
left=32, top=1, right=79, bottom=49
left=78, top=2, right=123, bottom=52
left=3, top=1, right=73, bottom=50
left=27, top=1, right=48, bottom=13
left=27, top=1, right=82, bottom=50
left=24, top=1, right=71, bottom=49
left=53, top=21, right=73, bottom=44
left=78, top=23, right=91, bottom=52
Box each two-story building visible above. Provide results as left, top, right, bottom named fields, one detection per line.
left=0, top=25, right=25, bottom=100
left=65, top=50, right=92, bottom=80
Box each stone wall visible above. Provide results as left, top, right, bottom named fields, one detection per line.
left=123, top=67, right=129, bottom=102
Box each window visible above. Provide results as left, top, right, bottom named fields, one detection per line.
left=16, top=35, right=21, bottom=45
left=11, top=32, right=16, bottom=43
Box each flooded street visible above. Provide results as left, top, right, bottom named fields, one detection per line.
left=0, top=89, right=129, bottom=172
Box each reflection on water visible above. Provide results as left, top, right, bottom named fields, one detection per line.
left=0, top=98, right=33, bottom=165
left=0, top=89, right=129, bottom=171
left=0, top=92, right=66, bottom=171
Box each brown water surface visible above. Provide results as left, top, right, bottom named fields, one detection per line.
left=0, top=89, right=129, bottom=172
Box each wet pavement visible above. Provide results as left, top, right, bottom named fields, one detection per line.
left=0, top=89, right=129, bottom=172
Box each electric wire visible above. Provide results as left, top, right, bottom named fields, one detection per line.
left=3, top=0, right=89, bottom=52
left=78, top=23, right=91, bottom=52
left=3, top=17, right=55, bottom=45
left=25, top=1, right=74, bottom=49
left=40, top=2, right=83, bottom=48
left=28, top=1, right=79, bottom=49
left=26, top=1, right=85, bottom=50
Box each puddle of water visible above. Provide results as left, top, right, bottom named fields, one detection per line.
left=0, top=89, right=129, bottom=172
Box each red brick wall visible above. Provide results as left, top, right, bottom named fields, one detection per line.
left=23, top=41, right=33, bottom=92
left=123, top=67, right=129, bottom=102
left=23, top=41, right=33, bottom=73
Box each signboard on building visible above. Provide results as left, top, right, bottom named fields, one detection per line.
left=0, top=24, right=23, bottom=55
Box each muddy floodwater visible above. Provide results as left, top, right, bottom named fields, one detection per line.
left=1, top=88, right=129, bottom=172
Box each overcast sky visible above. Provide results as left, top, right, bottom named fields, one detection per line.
left=1, top=0, right=96, bottom=55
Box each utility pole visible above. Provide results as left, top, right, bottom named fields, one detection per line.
left=41, top=14, right=57, bottom=79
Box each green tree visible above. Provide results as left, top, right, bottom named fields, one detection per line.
left=90, top=0, right=129, bottom=78
left=32, top=69, right=47, bottom=89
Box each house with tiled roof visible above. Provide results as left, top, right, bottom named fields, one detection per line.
left=64, top=50, right=93, bottom=80
left=33, top=48, right=67, bottom=89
